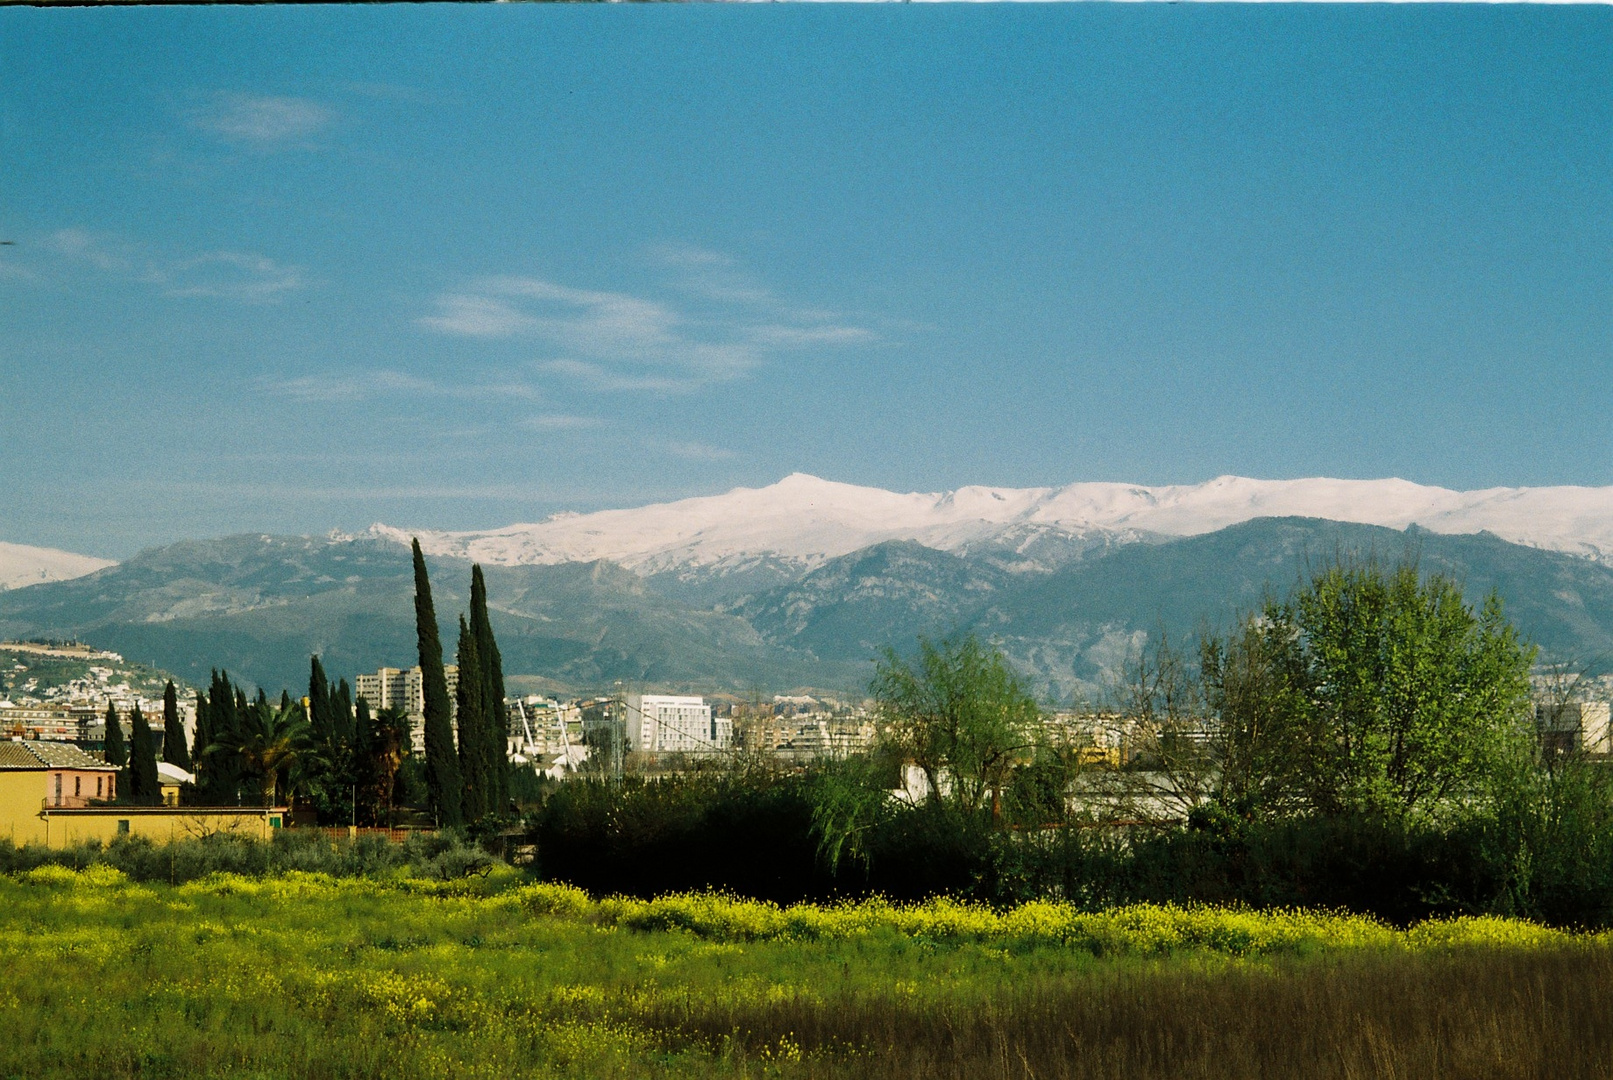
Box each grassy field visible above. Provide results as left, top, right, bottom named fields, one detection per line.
left=2, top=865, right=1610, bottom=1079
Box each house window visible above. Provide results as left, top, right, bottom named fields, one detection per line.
left=54, top=774, right=62, bottom=803
left=117, top=820, right=130, bottom=835
left=74, top=776, right=81, bottom=798
left=96, top=776, right=103, bottom=798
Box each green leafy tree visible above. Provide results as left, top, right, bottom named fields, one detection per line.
left=872, top=634, right=1041, bottom=818
left=161, top=681, right=190, bottom=771
left=413, top=538, right=462, bottom=826
left=455, top=615, right=488, bottom=823
left=1203, top=560, right=1537, bottom=821
left=102, top=702, right=126, bottom=768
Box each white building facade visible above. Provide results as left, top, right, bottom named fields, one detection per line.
left=625, top=693, right=728, bottom=753
left=353, top=665, right=458, bottom=752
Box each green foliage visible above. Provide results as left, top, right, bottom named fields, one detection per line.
left=160, top=680, right=189, bottom=771
left=456, top=615, right=488, bottom=824
left=206, top=694, right=311, bottom=806
left=414, top=538, right=462, bottom=827
left=127, top=703, right=160, bottom=806
left=102, top=701, right=125, bottom=767
left=1, top=861, right=1611, bottom=1079
left=1201, top=561, right=1537, bottom=820
left=470, top=563, right=509, bottom=811
left=872, top=633, right=1040, bottom=816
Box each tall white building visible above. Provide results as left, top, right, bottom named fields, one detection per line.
left=624, top=693, right=728, bottom=753
left=353, top=665, right=458, bottom=752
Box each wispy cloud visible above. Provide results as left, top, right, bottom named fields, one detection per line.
left=194, top=93, right=333, bottom=146
left=43, top=228, right=135, bottom=271
left=158, top=252, right=306, bottom=302
left=25, top=228, right=308, bottom=304
left=522, top=413, right=604, bottom=431
left=418, top=251, right=875, bottom=394
left=263, top=369, right=544, bottom=404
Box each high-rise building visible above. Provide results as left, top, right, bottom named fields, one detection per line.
left=353, top=665, right=458, bottom=752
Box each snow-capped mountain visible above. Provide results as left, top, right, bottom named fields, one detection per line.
left=0, top=541, right=115, bottom=591
left=371, top=473, right=1613, bottom=575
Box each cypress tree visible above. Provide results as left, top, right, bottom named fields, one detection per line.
left=308, top=656, right=332, bottom=746
left=413, top=538, right=462, bottom=826
left=352, top=695, right=375, bottom=826
left=455, top=616, right=486, bottom=824
left=128, top=704, right=161, bottom=806
left=103, top=701, right=127, bottom=767
left=470, top=565, right=509, bottom=811
left=333, top=679, right=355, bottom=744
left=191, top=691, right=212, bottom=790
left=161, top=681, right=190, bottom=771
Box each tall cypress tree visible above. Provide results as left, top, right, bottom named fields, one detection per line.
left=413, top=538, right=462, bottom=826
left=191, top=691, right=212, bottom=790
left=103, top=701, right=127, bottom=767
left=455, top=616, right=486, bottom=824
left=308, top=656, right=332, bottom=746
left=333, top=679, right=355, bottom=744
left=161, top=681, right=190, bottom=771
left=128, top=705, right=161, bottom=806
left=351, top=695, right=375, bottom=826
left=470, top=565, right=509, bottom=811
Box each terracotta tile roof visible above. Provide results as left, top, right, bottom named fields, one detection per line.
left=0, top=740, right=115, bottom=770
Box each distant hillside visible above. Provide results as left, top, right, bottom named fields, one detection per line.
left=0, top=535, right=857, bottom=696
left=0, top=518, right=1609, bottom=701
left=975, top=518, right=1613, bottom=698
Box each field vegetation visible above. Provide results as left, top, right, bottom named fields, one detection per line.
left=2, top=860, right=1611, bottom=1079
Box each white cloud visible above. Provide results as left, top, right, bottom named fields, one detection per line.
left=419, top=254, right=875, bottom=395
left=194, top=94, right=333, bottom=145
left=24, top=228, right=309, bottom=305
left=159, top=252, right=306, bottom=302
left=264, top=369, right=544, bottom=404
left=42, top=228, right=132, bottom=271
left=522, top=413, right=605, bottom=431
left=418, top=294, right=538, bottom=337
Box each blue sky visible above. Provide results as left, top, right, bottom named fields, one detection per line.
left=2, top=6, right=1608, bottom=558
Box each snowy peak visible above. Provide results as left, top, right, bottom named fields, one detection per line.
left=0, top=542, right=115, bottom=591
left=375, top=474, right=1613, bottom=575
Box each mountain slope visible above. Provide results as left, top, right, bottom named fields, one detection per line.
left=729, top=541, right=1010, bottom=661
left=976, top=518, right=1613, bottom=698
left=0, top=535, right=858, bottom=695
left=3, top=518, right=1611, bottom=703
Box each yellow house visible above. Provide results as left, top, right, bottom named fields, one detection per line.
left=0, top=740, right=285, bottom=848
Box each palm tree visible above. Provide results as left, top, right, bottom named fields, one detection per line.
left=369, top=707, right=410, bottom=827
left=207, top=697, right=312, bottom=806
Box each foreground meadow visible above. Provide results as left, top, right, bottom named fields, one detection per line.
left=2, top=866, right=1611, bottom=1079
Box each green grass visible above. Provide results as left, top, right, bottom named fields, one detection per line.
left=2, top=866, right=1610, bottom=1079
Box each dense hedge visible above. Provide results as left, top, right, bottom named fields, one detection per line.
left=529, top=762, right=1613, bottom=929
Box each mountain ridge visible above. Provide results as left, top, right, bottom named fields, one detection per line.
left=373, top=473, right=1613, bottom=574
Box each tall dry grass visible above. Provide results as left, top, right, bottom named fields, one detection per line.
left=651, top=948, right=1613, bottom=1079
